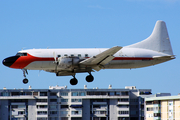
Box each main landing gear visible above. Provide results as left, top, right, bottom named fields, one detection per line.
left=22, top=69, right=28, bottom=84
left=70, top=73, right=94, bottom=85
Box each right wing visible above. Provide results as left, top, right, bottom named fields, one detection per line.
left=80, top=46, right=122, bottom=71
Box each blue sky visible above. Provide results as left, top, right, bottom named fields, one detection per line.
left=0, top=0, right=180, bottom=95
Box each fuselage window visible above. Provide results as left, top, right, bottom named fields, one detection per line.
left=85, top=54, right=88, bottom=58
left=16, top=53, right=27, bottom=56
left=78, top=54, right=81, bottom=57
left=64, top=54, right=68, bottom=56
left=57, top=55, right=61, bottom=58
left=71, top=54, right=74, bottom=57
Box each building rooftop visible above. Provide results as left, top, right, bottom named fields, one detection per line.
left=145, top=95, right=180, bottom=101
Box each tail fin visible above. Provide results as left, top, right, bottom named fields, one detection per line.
left=126, top=20, right=174, bottom=55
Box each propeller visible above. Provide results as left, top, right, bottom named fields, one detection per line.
left=53, top=52, right=58, bottom=73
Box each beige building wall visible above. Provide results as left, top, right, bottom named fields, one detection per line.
left=174, top=100, right=180, bottom=119
left=146, top=105, right=154, bottom=120
left=161, top=100, right=168, bottom=120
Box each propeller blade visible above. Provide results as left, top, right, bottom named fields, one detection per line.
left=53, top=52, right=57, bottom=62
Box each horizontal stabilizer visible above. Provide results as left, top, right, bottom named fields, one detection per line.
left=153, top=55, right=175, bottom=59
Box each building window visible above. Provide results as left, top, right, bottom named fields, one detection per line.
left=60, top=111, right=68, bottom=115
left=121, top=91, right=129, bottom=96
left=72, top=92, right=78, bottom=96
left=33, top=92, right=38, bottom=96
left=36, top=99, right=47, bottom=102
left=118, top=117, right=129, bottom=120
left=93, top=111, right=107, bottom=114
left=147, top=107, right=153, bottom=111
left=40, top=92, right=47, bottom=96
left=18, top=111, right=25, bottom=115
left=11, top=105, right=18, bottom=108
left=71, top=118, right=82, bottom=120
left=1, top=92, right=10, bottom=96
left=154, top=113, right=161, bottom=117
left=61, top=118, right=68, bottom=120
left=71, top=92, right=86, bottom=96
left=146, top=101, right=153, bottom=105
left=118, top=99, right=129, bottom=102
left=61, top=92, right=68, bottom=96
left=71, top=110, right=82, bottom=115
left=50, top=92, right=57, bottom=96
left=118, top=111, right=129, bottom=115
left=50, top=99, right=57, bottom=102
left=61, top=105, right=69, bottom=109
left=61, top=99, right=68, bottom=102
left=71, top=99, right=82, bottom=102
left=49, top=105, right=57, bottom=109
left=93, top=105, right=106, bottom=109
left=37, top=105, right=47, bottom=109
left=50, top=111, right=57, bottom=115
left=79, top=92, right=86, bottom=96
left=37, top=111, right=47, bottom=115
left=118, top=105, right=129, bottom=108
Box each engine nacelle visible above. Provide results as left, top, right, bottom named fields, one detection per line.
left=57, top=56, right=80, bottom=69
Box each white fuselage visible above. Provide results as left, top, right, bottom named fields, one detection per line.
left=21, top=47, right=171, bottom=71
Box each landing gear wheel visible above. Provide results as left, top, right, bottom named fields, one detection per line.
left=70, top=78, right=78, bottom=85
left=86, top=75, right=94, bottom=82
left=23, top=78, right=28, bottom=84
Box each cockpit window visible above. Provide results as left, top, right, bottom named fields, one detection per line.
left=16, top=52, right=27, bottom=56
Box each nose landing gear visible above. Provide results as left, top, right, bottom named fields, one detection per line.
left=22, top=69, right=28, bottom=84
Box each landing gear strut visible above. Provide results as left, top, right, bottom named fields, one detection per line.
left=86, top=73, right=94, bottom=82
left=22, top=69, right=28, bottom=84
left=70, top=75, right=78, bottom=85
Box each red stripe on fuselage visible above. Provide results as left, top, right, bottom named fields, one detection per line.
left=10, top=53, right=153, bottom=69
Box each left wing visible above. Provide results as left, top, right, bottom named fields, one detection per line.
left=80, top=46, right=122, bottom=71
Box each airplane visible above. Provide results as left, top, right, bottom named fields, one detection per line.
left=2, top=20, right=175, bottom=85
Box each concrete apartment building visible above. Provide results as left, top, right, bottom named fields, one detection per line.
left=145, top=95, right=180, bottom=120
left=0, top=85, right=152, bottom=120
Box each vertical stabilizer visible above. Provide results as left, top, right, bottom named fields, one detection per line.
left=126, top=21, right=173, bottom=55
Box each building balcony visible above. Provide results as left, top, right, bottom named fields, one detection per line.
left=36, top=108, right=48, bottom=111
left=0, top=96, right=34, bottom=99
left=117, top=102, right=129, bottom=105
left=117, top=114, right=129, bottom=117
left=71, top=114, right=82, bottom=117
left=36, top=102, right=48, bottom=105
left=92, top=114, right=107, bottom=117
left=117, top=108, right=129, bottom=111
left=93, top=108, right=107, bottom=111
left=37, top=114, right=48, bottom=118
